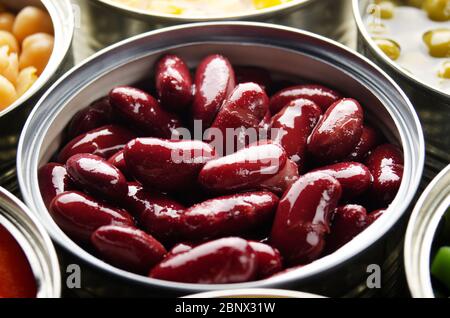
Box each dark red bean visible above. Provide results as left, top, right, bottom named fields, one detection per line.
left=260, top=159, right=300, bottom=195
left=198, top=142, right=287, bottom=193
left=109, top=86, right=182, bottom=138
left=124, top=138, right=215, bottom=192
left=208, top=82, right=269, bottom=154
left=149, top=237, right=257, bottom=284
left=155, top=54, right=193, bottom=112
left=107, top=150, right=130, bottom=179
left=191, top=54, right=236, bottom=128
left=58, top=125, right=136, bottom=163
left=325, top=204, right=368, bottom=253
left=307, top=98, right=364, bottom=162
left=270, top=172, right=342, bottom=265
left=270, top=84, right=341, bottom=114
left=270, top=98, right=322, bottom=164
left=346, top=126, right=381, bottom=161
left=38, top=163, right=73, bottom=208
left=166, top=243, right=194, bottom=258
left=312, top=162, right=372, bottom=198
left=126, top=183, right=186, bottom=241
left=179, top=191, right=279, bottom=241
left=248, top=241, right=283, bottom=279
left=49, top=191, right=134, bottom=242
left=365, top=144, right=403, bottom=204
left=67, top=97, right=114, bottom=139
left=235, top=66, right=272, bottom=92
left=66, top=153, right=128, bottom=201
left=91, top=225, right=167, bottom=274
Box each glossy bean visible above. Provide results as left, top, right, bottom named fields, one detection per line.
left=107, top=150, right=130, bottom=179
left=260, top=159, right=300, bottom=195
left=248, top=241, right=283, bottom=279
left=38, top=163, right=73, bottom=208
left=346, top=126, right=381, bottom=162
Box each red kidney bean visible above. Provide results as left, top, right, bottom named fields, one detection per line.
left=109, top=86, right=182, bottom=138
left=49, top=191, right=134, bottom=242
left=208, top=82, right=269, bottom=154
left=66, top=153, right=128, bottom=201
left=367, top=209, right=385, bottom=224
left=179, top=191, right=279, bottom=241
left=58, top=125, right=136, bottom=163
left=192, top=54, right=236, bottom=128
left=270, top=98, right=322, bottom=164
left=38, top=163, right=74, bottom=208
left=67, top=97, right=114, bottom=139
left=126, top=183, right=186, bottom=241
left=270, top=84, right=341, bottom=114
left=155, top=54, right=193, bottom=112
left=149, top=237, right=257, bottom=284
left=166, top=243, right=194, bottom=258
left=307, top=98, right=364, bottom=162
left=365, top=144, right=403, bottom=204
left=124, top=138, right=215, bottom=192
left=248, top=241, right=283, bottom=279
left=198, top=142, right=287, bottom=193
left=107, top=150, right=130, bottom=179
left=325, top=204, right=368, bottom=253
left=346, top=126, right=381, bottom=162
left=270, top=172, right=342, bottom=265
left=235, top=66, right=272, bottom=92
left=312, top=162, right=372, bottom=198
left=260, top=159, right=300, bottom=195
left=91, top=225, right=167, bottom=274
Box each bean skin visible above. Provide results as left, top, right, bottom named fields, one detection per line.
left=149, top=237, right=257, bottom=284
left=346, top=126, right=381, bottom=162
left=270, top=172, right=342, bottom=265
left=248, top=241, right=283, bottom=279
left=260, top=159, right=300, bottom=195
left=107, top=150, right=130, bottom=179
left=38, top=163, right=73, bottom=208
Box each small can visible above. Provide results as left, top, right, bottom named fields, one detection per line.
left=0, top=0, right=74, bottom=192
left=78, top=0, right=354, bottom=51
left=352, top=0, right=450, bottom=179
left=404, top=164, right=450, bottom=298
left=0, top=186, right=61, bottom=298
left=17, top=22, right=424, bottom=297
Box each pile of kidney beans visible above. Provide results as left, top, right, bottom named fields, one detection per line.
left=38, top=54, right=404, bottom=284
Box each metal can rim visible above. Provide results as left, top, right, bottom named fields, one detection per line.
left=0, top=186, right=61, bottom=298
left=352, top=0, right=450, bottom=99
left=183, top=288, right=324, bottom=298
left=94, top=0, right=313, bottom=22
left=17, top=21, right=425, bottom=293
left=0, top=0, right=75, bottom=118
left=404, top=164, right=450, bottom=298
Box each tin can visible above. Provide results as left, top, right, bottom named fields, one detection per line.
left=78, top=0, right=354, bottom=52
left=352, top=0, right=450, bottom=179
left=0, top=186, right=61, bottom=298
left=0, top=0, right=74, bottom=193
left=17, top=22, right=424, bottom=297
left=404, top=164, right=450, bottom=298
left=184, top=288, right=323, bottom=298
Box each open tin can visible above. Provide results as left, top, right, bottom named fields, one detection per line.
left=0, top=186, right=60, bottom=298
left=404, top=164, right=450, bottom=298
left=352, top=0, right=450, bottom=180
left=17, top=22, right=424, bottom=297
left=0, top=0, right=74, bottom=192
left=78, top=0, right=354, bottom=51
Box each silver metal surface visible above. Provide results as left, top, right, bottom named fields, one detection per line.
left=404, top=164, right=450, bottom=298
left=184, top=288, right=324, bottom=298
left=0, top=186, right=61, bottom=298
left=77, top=0, right=355, bottom=51
left=17, top=22, right=424, bottom=297
left=0, top=0, right=74, bottom=192
left=353, top=0, right=450, bottom=178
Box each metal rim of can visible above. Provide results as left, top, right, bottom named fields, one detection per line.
left=0, top=0, right=74, bottom=118
left=183, top=288, right=324, bottom=298
left=0, top=186, right=61, bottom=298
left=352, top=0, right=450, bottom=99
left=94, top=0, right=313, bottom=22
left=404, top=164, right=450, bottom=298
left=17, top=22, right=425, bottom=294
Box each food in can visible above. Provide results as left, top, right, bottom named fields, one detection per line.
left=0, top=5, right=54, bottom=111
left=363, top=0, right=450, bottom=94
left=107, top=0, right=293, bottom=17
left=38, top=53, right=403, bottom=284
left=0, top=224, right=36, bottom=298
left=431, top=208, right=450, bottom=296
